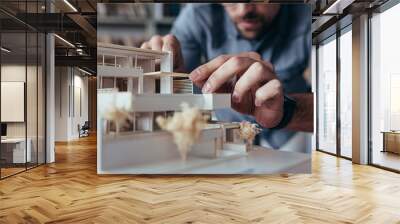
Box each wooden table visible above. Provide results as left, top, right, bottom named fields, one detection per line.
left=381, top=131, right=400, bottom=154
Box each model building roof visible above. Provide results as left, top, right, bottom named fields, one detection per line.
left=130, top=94, right=231, bottom=112
left=143, top=71, right=190, bottom=78
left=98, top=92, right=231, bottom=114
left=98, top=42, right=168, bottom=59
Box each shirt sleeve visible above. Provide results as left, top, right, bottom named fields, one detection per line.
left=170, top=5, right=203, bottom=72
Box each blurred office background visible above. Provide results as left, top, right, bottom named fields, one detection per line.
left=98, top=3, right=183, bottom=47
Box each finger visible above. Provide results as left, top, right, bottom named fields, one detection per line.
left=232, top=61, right=270, bottom=103
left=162, top=34, right=183, bottom=70
left=238, top=51, right=275, bottom=72
left=203, top=56, right=255, bottom=93
left=254, top=79, right=283, bottom=107
left=238, top=51, right=261, bottom=60
left=263, top=60, right=274, bottom=72
left=189, top=54, right=231, bottom=85
left=149, top=35, right=163, bottom=51
left=140, top=41, right=150, bottom=49
left=161, top=34, right=179, bottom=52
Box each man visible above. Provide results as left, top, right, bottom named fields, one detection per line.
left=141, top=3, right=313, bottom=152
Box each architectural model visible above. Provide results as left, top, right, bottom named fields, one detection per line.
left=97, top=43, right=260, bottom=174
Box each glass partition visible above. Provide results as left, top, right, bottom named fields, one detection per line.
left=317, top=36, right=337, bottom=154
left=339, top=28, right=352, bottom=158
left=1, top=31, right=28, bottom=178
left=0, top=1, right=46, bottom=179
left=370, top=3, right=400, bottom=171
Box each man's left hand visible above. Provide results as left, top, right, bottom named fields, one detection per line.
left=189, top=52, right=284, bottom=128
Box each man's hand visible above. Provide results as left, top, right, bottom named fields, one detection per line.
left=189, top=52, right=284, bottom=128
left=141, top=34, right=185, bottom=72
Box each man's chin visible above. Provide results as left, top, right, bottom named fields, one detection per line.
left=239, top=29, right=259, bottom=40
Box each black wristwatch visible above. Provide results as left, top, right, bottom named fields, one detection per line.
left=270, top=95, right=297, bottom=130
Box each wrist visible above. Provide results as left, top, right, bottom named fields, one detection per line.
left=270, top=95, right=296, bottom=130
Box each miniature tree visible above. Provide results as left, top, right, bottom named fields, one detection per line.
left=103, top=106, right=133, bottom=134
left=239, top=121, right=262, bottom=151
left=156, top=103, right=208, bottom=161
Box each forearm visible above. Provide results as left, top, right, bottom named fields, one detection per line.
left=285, top=93, right=314, bottom=132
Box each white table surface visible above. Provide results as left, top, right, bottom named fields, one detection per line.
left=1, top=137, right=31, bottom=163
left=103, top=146, right=311, bottom=174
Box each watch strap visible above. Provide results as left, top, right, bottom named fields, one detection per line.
left=270, top=95, right=296, bottom=130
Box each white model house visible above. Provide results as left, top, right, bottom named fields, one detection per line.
left=97, top=43, right=253, bottom=174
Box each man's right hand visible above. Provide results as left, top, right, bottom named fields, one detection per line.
left=140, top=34, right=185, bottom=72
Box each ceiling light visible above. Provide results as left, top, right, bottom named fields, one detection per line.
left=323, top=0, right=341, bottom=14
left=1, top=47, right=11, bottom=53
left=63, top=0, right=78, bottom=12
left=78, top=67, right=92, bottom=76
left=323, top=0, right=354, bottom=15
left=54, top=34, right=75, bottom=48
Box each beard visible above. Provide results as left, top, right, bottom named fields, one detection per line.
left=235, top=12, right=271, bottom=39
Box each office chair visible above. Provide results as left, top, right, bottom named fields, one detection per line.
left=79, top=121, right=90, bottom=138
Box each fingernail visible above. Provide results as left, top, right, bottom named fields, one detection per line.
left=232, top=92, right=240, bottom=103
left=255, top=99, right=261, bottom=107
left=202, top=82, right=212, bottom=93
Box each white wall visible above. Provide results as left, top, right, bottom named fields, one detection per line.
left=55, top=66, right=68, bottom=141
left=1, top=64, right=46, bottom=164
left=1, top=65, right=38, bottom=137
left=1, top=65, right=26, bottom=139
left=55, top=67, right=89, bottom=141
left=72, top=73, right=89, bottom=138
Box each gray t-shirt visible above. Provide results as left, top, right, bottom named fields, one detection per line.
left=171, top=4, right=311, bottom=148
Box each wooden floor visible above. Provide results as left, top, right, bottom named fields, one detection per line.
left=1, top=167, right=26, bottom=178
left=1, top=135, right=400, bottom=224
